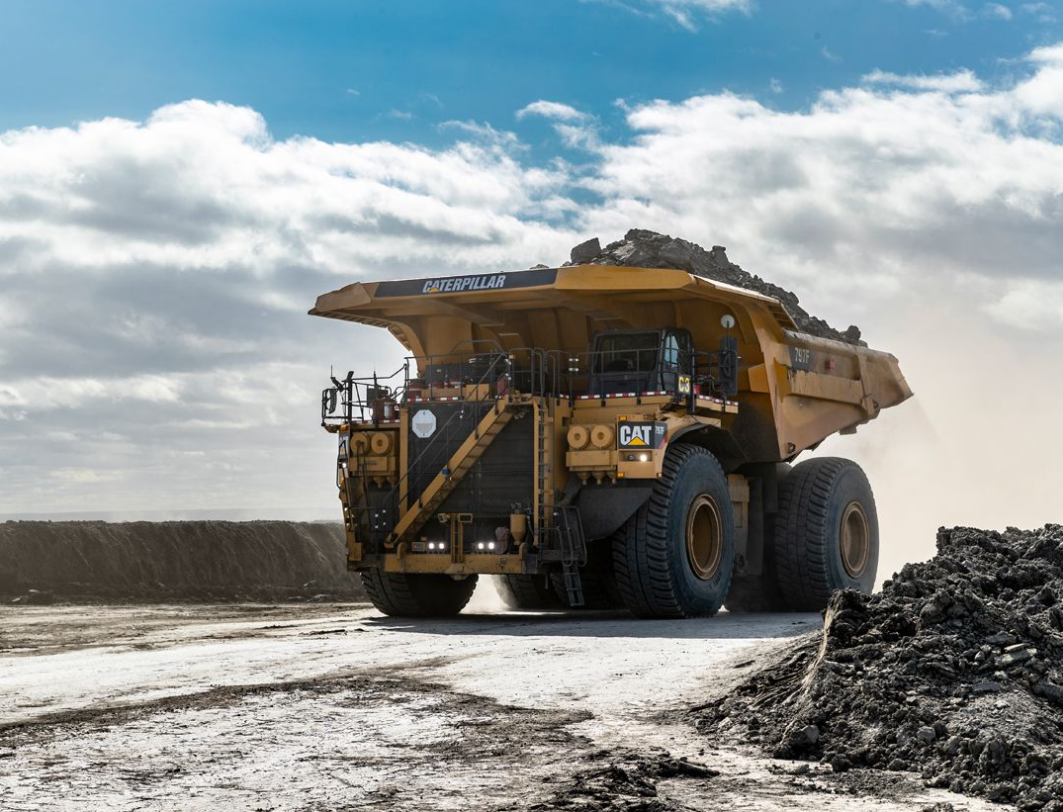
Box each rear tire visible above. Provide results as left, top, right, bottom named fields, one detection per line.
left=724, top=575, right=788, bottom=613
left=549, top=565, right=623, bottom=610
left=774, top=457, right=878, bottom=611
left=361, top=570, right=478, bottom=617
left=495, top=574, right=562, bottom=610
left=725, top=464, right=791, bottom=614
left=612, top=444, right=736, bottom=619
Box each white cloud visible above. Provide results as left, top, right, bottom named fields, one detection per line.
left=516, top=100, right=590, bottom=122
left=51, top=468, right=125, bottom=484
left=575, top=44, right=1063, bottom=334
left=902, top=0, right=967, bottom=13
left=900, top=0, right=1021, bottom=19
left=983, top=2, right=1013, bottom=19
left=579, top=0, right=751, bottom=30
left=1020, top=2, right=1056, bottom=22
left=862, top=68, right=984, bottom=92
left=983, top=280, right=1063, bottom=330
left=517, top=101, right=600, bottom=149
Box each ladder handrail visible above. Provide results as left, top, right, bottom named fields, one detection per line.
left=387, top=395, right=515, bottom=543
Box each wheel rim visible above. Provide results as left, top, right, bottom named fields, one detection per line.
left=686, top=495, right=723, bottom=580
left=840, top=501, right=870, bottom=578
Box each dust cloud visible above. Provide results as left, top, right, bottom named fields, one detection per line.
left=466, top=575, right=510, bottom=614
left=810, top=297, right=1063, bottom=586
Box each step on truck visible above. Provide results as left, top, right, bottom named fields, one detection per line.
left=310, top=264, right=912, bottom=618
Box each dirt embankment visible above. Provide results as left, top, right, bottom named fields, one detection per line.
left=0, top=521, right=364, bottom=602
left=699, top=524, right=1063, bottom=811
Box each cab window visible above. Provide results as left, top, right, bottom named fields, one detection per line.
left=595, top=332, right=659, bottom=373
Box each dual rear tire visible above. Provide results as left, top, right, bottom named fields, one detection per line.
left=610, top=446, right=879, bottom=618
left=773, top=456, right=878, bottom=610
left=495, top=574, right=562, bottom=611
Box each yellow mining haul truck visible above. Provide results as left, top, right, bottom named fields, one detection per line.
left=310, top=264, right=911, bottom=618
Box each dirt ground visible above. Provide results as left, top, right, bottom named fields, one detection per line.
left=0, top=590, right=1009, bottom=811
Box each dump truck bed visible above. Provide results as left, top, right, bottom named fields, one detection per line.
left=311, top=264, right=911, bottom=462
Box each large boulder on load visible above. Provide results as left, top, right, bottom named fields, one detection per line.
left=567, top=229, right=864, bottom=346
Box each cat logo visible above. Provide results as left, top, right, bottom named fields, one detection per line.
left=618, top=421, right=666, bottom=449
left=678, top=375, right=691, bottom=394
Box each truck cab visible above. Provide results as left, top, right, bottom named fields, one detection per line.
left=589, top=328, right=693, bottom=396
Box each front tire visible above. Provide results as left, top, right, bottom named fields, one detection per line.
left=361, top=570, right=477, bottom=617
left=774, top=457, right=878, bottom=611
left=612, top=444, right=736, bottom=618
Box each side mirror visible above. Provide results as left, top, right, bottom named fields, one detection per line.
left=325, top=389, right=339, bottom=414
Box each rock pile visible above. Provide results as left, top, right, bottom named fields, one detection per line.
left=567, top=230, right=864, bottom=345
left=698, top=525, right=1063, bottom=810
left=529, top=752, right=717, bottom=811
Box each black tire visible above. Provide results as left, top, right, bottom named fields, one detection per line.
left=361, top=570, right=478, bottom=617
left=725, top=464, right=792, bottom=614
left=774, top=457, right=878, bottom=611
left=612, top=444, right=736, bottom=619
left=549, top=565, right=623, bottom=610
left=494, top=574, right=563, bottom=610
left=724, top=575, right=788, bottom=613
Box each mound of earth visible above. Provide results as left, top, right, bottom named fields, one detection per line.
left=566, top=230, right=863, bottom=346
left=0, top=520, right=363, bottom=602
left=698, top=525, right=1063, bottom=810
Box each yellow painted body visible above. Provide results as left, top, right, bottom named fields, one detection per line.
left=311, top=264, right=911, bottom=574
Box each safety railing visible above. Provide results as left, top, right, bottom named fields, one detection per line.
left=322, top=338, right=739, bottom=429
left=321, top=364, right=408, bottom=427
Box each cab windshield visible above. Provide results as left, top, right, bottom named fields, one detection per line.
left=594, top=331, right=659, bottom=374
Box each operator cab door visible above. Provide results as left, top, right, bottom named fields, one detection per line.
left=659, top=328, right=693, bottom=394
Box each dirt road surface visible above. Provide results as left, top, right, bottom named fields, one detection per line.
left=0, top=595, right=1005, bottom=811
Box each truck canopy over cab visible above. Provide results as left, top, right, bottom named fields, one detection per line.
left=310, top=264, right=911, bottom=463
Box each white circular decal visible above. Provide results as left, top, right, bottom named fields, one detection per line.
left=411, top=409, right=437, bottom=439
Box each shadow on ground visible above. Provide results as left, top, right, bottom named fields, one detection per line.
left=359, top=610, right=821, bottom=641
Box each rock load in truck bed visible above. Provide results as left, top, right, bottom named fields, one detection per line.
left=697, top=524, right=1063, bottom=810
left=566, top=230, right=864, bottom=346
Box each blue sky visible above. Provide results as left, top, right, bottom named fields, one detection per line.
left=2, top=0, right=1058, bottom=150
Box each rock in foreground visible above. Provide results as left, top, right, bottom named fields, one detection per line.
left=698, top=524, right=1063, bottom=810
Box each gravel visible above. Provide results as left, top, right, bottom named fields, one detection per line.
left=697, top=524, right=1063, bottom=810
left=526, top=751, right=718, bottom=811
left=567, top=229, right=864, bottom=345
